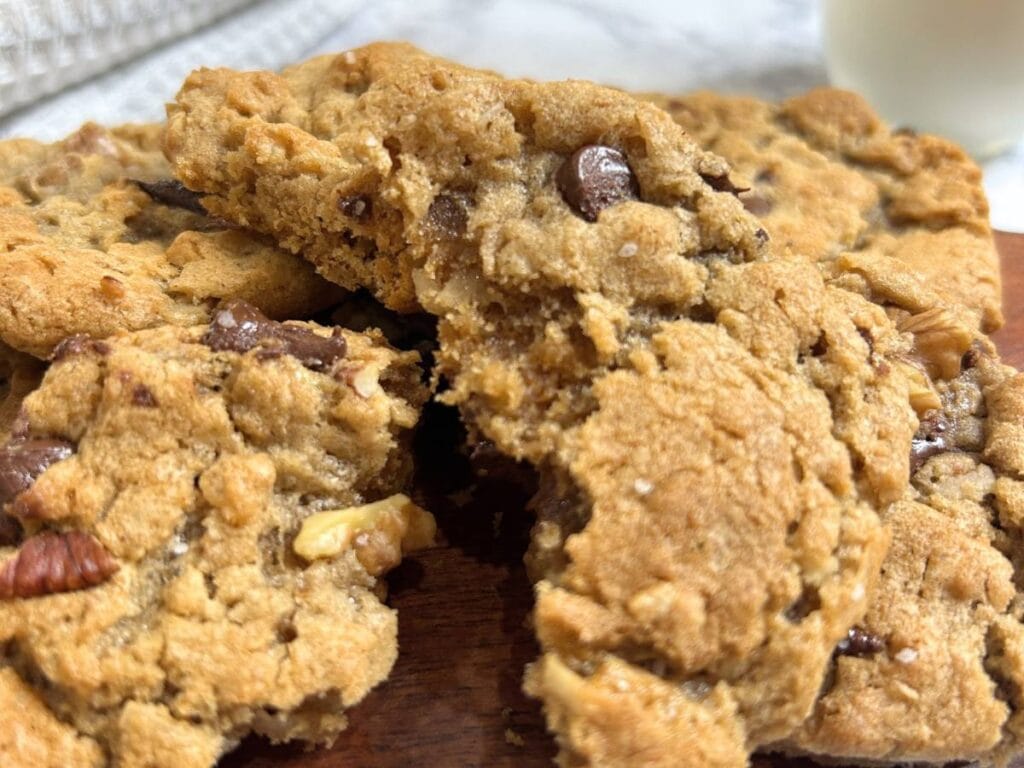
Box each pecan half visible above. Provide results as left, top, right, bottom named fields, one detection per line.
left=0, top=531, right=117, bottom=599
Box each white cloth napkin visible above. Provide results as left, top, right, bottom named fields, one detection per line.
left=0, top=0, right=255, bottom=116
left=0, top=0, right=365, bottom=136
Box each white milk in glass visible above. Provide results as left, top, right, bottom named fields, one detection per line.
left=823, top=0, right=1024, bottom=157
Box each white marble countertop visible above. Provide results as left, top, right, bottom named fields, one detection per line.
left=2, top=0, right=1021, bottom=231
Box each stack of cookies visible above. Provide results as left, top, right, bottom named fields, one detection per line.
left=1, top=43, right=1020, bottom=768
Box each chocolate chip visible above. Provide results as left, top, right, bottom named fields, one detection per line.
left=755, top=228, right=770, bottom=244
left=700, top=172, right=750, bottom=196
left=0, top=530, right=118, bottom=600
left=133, top=179, right=207, bottom=215
left=557, top=145, right=639, bottom=222
left=857, top=327, right=874, bottom=353
left=961, top=342, right=988, bottom=371
left=131, top=385, right=157, bottom=408
left=0, top=439, right=75, bottom=508
left=910, top=413, right=949, bottom=474
left=51, top=334, right=111, bottom=363
left=743, top=195, right=774, bottom=216
left=810, top=335, right=829, bottom=357
left=425, top=193, right=470, bottom=238
left=203, top=300, right=346, bottom=372
left=338, top=195, right=372, bottom=221
left=785, top=585, right=822, bottom=622
left=836, top=626, right=886, bottom=657
left=0, top=515, right=21, bottom=547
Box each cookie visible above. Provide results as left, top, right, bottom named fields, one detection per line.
left=0, top=122, right=343, bottom=358
left=0, top=342, right=43, bottom=440
left=0, top=301, right=434, bottom=768
left=164, top=44, right=922, bottom=764
left=771, top=342, right=1024, bottom=766
left=524, top=313, right=896, bottom=767
left=652, top=89, right=1002, bottom=334
left=165, top=48, right=929, bottom=768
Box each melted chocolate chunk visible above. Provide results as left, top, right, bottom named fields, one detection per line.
left=51, top=334, right=111, bottom=363
left=0, top=439, right=75, bottom=508
left=133, top=179, right=207, bottom=215
left=910, top=413, right=949, bottom=474
left=0, top=530, right=118, bottom=600
left=700, top=172, right=750, bottom=196
left=131, top=385, right=158, bottom=408
left=203, top=300, right=346, bottom=372
left=338, top=195, right=372, bottom=221
left=810, top=334, right=829, bottom=357
left=837, top=626, right=886, bottom=657
left=425, top=193, right=470, bottom=238
left=557, top=145, right=639, bottom=222
left=961, top=342, right=988, bottom=371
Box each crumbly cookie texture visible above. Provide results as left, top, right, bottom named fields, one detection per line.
left=0, top=342, right=43, bottom=439
left=165, top=41, right=766, bottom=462
left=652, top=89, right=1002, bottom=334
left=777, top=343, right=1024, bottom=766
left=0, top=303, right=432, bottom=768
left=167, top=44, right=929, bottom=765
left=655, top=88, right=1024, bottom=768
left=0, top=122, right=343, bottom=358
left=525, top=317, right=895, bottom=766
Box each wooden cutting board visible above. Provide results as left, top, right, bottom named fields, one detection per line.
left=224, top=231, right=1024, bottom=768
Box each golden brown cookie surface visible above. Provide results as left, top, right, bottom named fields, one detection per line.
left=653, top=89, right=1002, bottom=334
left=0, top=304, right=432, bottom=768
left=778, top=344, right=1024, bottom=766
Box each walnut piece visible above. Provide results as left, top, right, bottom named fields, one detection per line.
left=897, top=307, right=974, bottom=380
left=0, top=530, right=118, bottom=599
left=293, top=493, right=436, bottom=575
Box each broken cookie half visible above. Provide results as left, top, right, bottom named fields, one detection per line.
left=0, top=302, right=434, bottom=768
left=166, top=43, right=929, bottom=765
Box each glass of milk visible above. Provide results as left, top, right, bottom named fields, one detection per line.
left=822, top=0, right=1024, bottom=158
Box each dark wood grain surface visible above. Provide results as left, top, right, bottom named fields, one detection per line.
left=224, top=232, right=1024, bottom=768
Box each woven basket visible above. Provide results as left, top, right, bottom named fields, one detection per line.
left=0, top=0, right=253, bottom=117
